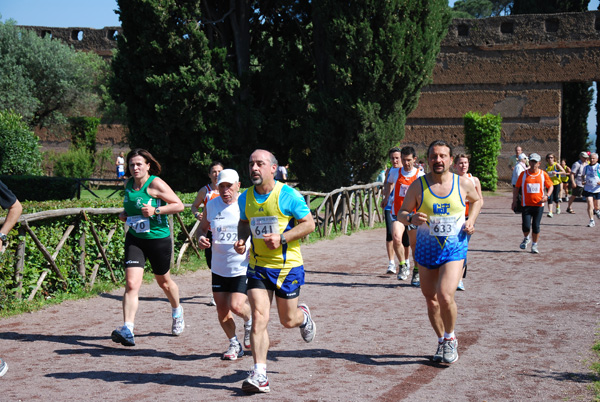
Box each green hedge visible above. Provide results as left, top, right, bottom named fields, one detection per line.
left=463, top=111, right=502, bottom=191
left=0, top=175, right=77, bottom=201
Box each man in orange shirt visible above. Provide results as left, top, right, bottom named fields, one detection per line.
left=511, top=153, right=553, bottom=254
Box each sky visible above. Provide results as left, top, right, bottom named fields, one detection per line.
left=0, top=0, right=597, bottom=149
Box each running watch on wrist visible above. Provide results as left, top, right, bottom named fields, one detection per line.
left=0, top=233, right=7, bottom=242
left=155, top=208, right=161, bottom=215
left=280, top=234, right=287, bottom=245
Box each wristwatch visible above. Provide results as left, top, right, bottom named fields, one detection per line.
left=0, top=232, right=7, bottom=242
left=407, top=212, right=415, bottom=224
left=155, top=208, right=161, bottom=215
left=280, top=234, right=287, bottom=245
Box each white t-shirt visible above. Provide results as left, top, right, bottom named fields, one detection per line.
left=205, top=197, right=248, bottom=277
left=583, top=163, right=600, bottom=193
left=385, top=167, right=399, bottom=209
left=117, top=156, right=125, bottom=173
left=512, top=161, right=527, bottom=186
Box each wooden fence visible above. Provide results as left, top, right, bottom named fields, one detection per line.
left=0, top=182, right=384, bottom=300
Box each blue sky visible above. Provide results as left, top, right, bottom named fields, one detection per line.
left=0, top=0, right=597, bottom=148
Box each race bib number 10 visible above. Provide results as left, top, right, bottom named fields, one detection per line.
left=429, top=216, right=459, bottom=236
left=250, top=216, right=279, bottom=239
left=126, top=215, right=151, bottom=233
left=214, top=225, right=238, bottom=244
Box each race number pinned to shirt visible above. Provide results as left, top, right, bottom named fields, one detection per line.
left=399, top=184, right=410, bottom=198
left=429, top=216, right=459, bottom=236
left=527, top=183, right=541, bottom=193
left=250, top=216, right=278, bottom=239
left=126, top=215, right=151, bottom=233
left=214, top=225, right=238, bottom=244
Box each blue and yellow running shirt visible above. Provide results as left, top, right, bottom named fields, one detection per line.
left=414, top=174, right=469, bottom=268
left=238, top=181, right=310, bottom=269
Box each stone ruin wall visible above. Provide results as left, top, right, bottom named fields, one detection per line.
left=20, top=11, right=600, bottom=181
left=406, top=11, right=600, bottom=182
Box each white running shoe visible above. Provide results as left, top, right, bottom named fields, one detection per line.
left=242, top=369, right=270, bottom=393
left=172, top=308, right=185, bottom=336
left=386, top=262, right=396, bottom=274
left=243, top=322, right=252, bottom=349
left=588, top=220, right=596, bottom=228
left=223, top=342, right=244, bottom=360
left=298, top=304, right=316, bottom=343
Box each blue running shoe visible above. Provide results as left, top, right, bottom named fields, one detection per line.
left=111, top=326, right=135, bottom=347
left=457, top=279, right=465, bottom=291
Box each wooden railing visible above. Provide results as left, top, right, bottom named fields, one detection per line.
left=0, top=182, right=384, bottom=300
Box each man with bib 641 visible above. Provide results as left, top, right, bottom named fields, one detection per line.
left=234, top=149, right=316, bottom=393
left=397, top=140, right=482, bottom=364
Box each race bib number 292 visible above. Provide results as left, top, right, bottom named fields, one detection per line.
left=250, top=216, right=278, bottom=239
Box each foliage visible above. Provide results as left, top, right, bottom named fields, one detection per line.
left=511, top=0, right=589, bottom=13
left=562, top=82, right=593, bottom=162
left=452, top=0, right=513, bottom=18
left=112, top=0, right=451, bottom=191
left=0, top=175, right=76, bottom=201
left=0, top=18, right=108, bottom=132
left=69, top=116, right=100, bottom=154
left=0, top=110, right=43, bottom=175
left=463, top=111, right=502, bottom=191
left=52, top=148, right=95, bottom=179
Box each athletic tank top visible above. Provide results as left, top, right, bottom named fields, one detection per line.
left=414, top=174, right=468, bottom=267
left=392, top=167, right=420, bottom=216
left=546, top=163, right=562, bottom=186
left=123, top=176, right=170, bottom=239
left=203, top=184, right=220, bottom=205
left=205, top=197, right=248, bottom=277
left=245, top=181, right=303, bottom=268
left=464, top=173, right=476, bottom=217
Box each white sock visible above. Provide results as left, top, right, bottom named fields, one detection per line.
left=244, top=318, right=252, bottom=327
left=532, top=242, right=537, bottom=246
left=444, top=331, right=455, bottom=340
left=254, top=363, right=267, bottom=375
left=229, top=336, right=238, bottom=345
left=172, top=305, right=183, bottom=318
left=438, top=337, right=444, bottom=344
left=388, top=260, right=394, bottom=265
left=124, top=322, right=134, bottom=333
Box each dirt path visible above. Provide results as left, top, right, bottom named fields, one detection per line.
left=1, top=193, right=598, bottom=401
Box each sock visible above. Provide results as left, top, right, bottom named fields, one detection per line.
left=244, top=318, right=252, bottom=327
left=532, top=242, right=537, bottom=246
left=444, top=331, right=455, bottom=340
left=229, top=336, right=238, bottom=345
left=399, top=260, right=406, bottom=267
left=254, top=363, right=267, bottom=375
left=388, top=260, right=394, bottom=265
left=438, top=337, right=444, bottom=344
left=124, top=322, right=134, bottom=333
left=172, top=305, right=183, bottom=318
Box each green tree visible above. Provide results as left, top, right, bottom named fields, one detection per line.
left=0, top=110, right=43, bottom=175
left=511, top=0, right=591, bottom=163
left=452, top=0, right=513, bottom=18
left=112, top=0, right=450, bottom=190
left=0, top=18, right=108, bottom=131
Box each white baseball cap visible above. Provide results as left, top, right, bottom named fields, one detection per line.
left=217, top=169, right=239, bottom=185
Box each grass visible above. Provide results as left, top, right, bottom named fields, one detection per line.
left=592, top=337, right=600, bottom=400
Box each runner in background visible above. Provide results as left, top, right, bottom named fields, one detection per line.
left=566, top=152, right=589, bottom=213
left=191, top=161, right=224, bottom=306
left=560, top=158, right=571, bottom=202
left=452, top=154, right=483, bottom=291
left=380, top=147, right=403, bottom=274
left=391, top=146, right=424, bottom=286
left=582, top=153, right=600, bottom=227
left=544, top=153, right=566, bottom=217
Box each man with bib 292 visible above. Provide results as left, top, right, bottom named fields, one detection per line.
left=397, top=140, right=482, bottom=365
left=234, top=149, right=316, bottom=393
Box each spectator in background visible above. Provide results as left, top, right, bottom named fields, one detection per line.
left=275, top=163, right=288, bottom=181
left=509, top=146, right=523, bottom=171
left=116, top=151, right=125, bottom=179
left=566, top=152, right=590, bottom=214
left=0, top=180, right=23, bottom=377
left=511, top=153, right=528, bottom=187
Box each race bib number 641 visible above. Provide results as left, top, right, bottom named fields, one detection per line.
left=250, top=216, right=279, bottom=239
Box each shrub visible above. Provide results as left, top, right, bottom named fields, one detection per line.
left=0, top=110, right=43, bottom=175
left=464, top=111, right=502, bottom=191
left=53, top=148, right=95, bottom=179
left=69, top=116, right=100, bottom=153
left=0, top=175, right=77, bottom=201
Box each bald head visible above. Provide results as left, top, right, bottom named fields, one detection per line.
left=249, top=149, right=278, bottom=188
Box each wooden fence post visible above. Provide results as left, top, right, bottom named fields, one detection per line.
left=14, top=226, right=26, bottom=300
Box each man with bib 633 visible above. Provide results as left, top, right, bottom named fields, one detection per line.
left=234, top=149, right=316, bottom=393
left=397, top=140, right=482, bottom=364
